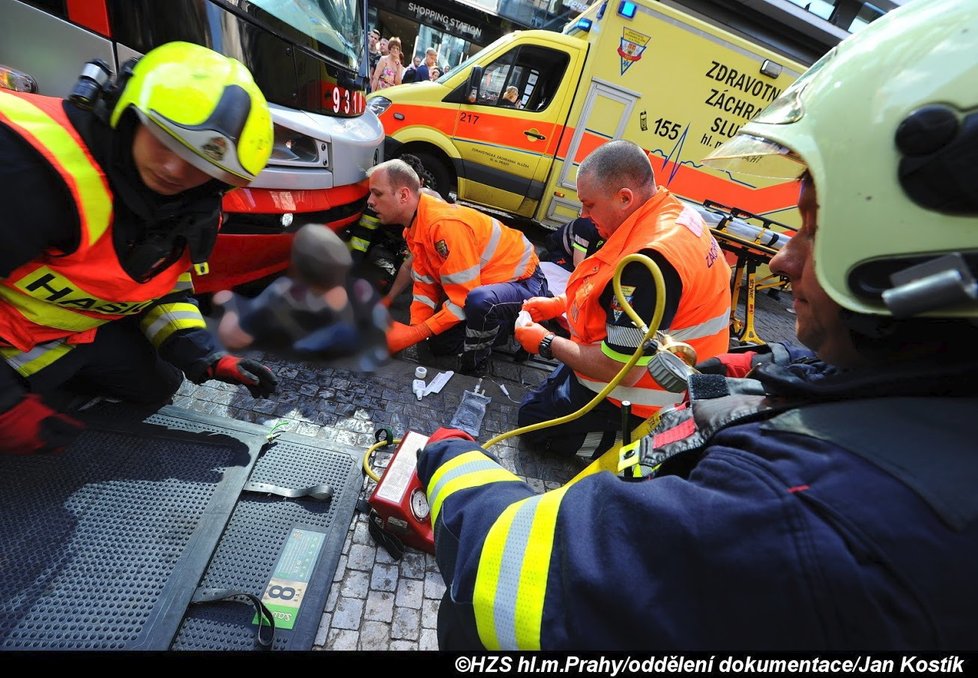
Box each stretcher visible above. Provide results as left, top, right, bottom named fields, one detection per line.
left=698, top=201, right=795, bottom=345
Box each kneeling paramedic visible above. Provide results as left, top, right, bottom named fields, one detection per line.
left=0, top=42, right=278, bottom=455
left=515, top=140, right=731, bottom=459
left=367, top=159, right=549, bottom=375
left=417, top=0, right=978, bottom=650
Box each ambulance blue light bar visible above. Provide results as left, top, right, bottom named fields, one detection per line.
left=618, top=1, right=637, bottom=18
left=574, top=17, right=593, bottom=32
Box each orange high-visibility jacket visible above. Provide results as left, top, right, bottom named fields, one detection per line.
left=0, top=91, right=195, bottom=354
left=566, top=188, right=731, bottom=418
left=405, top=193, right=538, bottom=335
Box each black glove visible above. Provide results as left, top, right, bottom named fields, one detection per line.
left=0, top=393, right=85, bottom=455
left=205, top=355, right=278, bottom=398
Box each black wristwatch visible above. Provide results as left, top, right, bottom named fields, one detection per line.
left=538, top=333, right=556, bottom=360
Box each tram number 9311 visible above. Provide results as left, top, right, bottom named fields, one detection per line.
left=327, top=84, right=366, bottom=115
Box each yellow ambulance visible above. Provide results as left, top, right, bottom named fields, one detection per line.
left=367, top=0, right=823, bottom=228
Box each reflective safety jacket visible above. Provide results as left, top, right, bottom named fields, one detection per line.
left=418, top=355, right=978, bottom=650
left=405, top=193, right=538, bottom=335
left=0, top=91, right=208, bottom=375
left=565, top=188, right=730, bottom=418
left=346, top=207, right=381, bottom=263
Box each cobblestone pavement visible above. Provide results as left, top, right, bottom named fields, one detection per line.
left=173, top=283, right=799, bottom=651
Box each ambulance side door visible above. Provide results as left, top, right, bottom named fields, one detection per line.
left=450, top=43, right=575, bottom=216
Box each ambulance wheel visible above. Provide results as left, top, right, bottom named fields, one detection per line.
left=412, top=152, right=454, bottom=202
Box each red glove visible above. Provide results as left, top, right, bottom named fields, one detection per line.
left=695, top=351, right=758, bottom=378
left=386, top=321, right=432, bottom=354
left=523, top=295, right=566, bottom=322
left=0, top=393, right=84, bottom=455
left=427, top=427, right=475, bottom=444
left=515, top=322, right=550, bottom=355
left=206, top=355, right=278, bottom=398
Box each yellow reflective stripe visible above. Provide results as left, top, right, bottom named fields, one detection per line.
left=0, top=340, right=75, bottom=377
left=474, top=485, right=570, bottom=650
left=0, top=91, right=112, bottom=244
left=0, top=286, right=105, bottom=332
left=350, top=237, right=371, bottom=253
left=139, top=302, right=206, bottom=347
left=358, top=213, right=380, bottom=230
left=426, top=450, right=521, bottom=525
left=473, top=501, right=519, bottom=650
left=174, top=272, right=195, bottom=294
left=601, top=339, right=652, bottom=366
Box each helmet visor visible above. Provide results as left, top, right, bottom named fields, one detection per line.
left=703, top=134, right=807, bottom=180
left=137, top=110, right=252, bottom=187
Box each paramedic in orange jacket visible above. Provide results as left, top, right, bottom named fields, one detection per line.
left=367, top=159, right=549, bottom=374
left=516, top=140, right=731, bottom=458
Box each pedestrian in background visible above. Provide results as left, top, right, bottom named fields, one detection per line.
left=371, top=36, right=402, bottom=91
left=415, top=47, right=438, bottom=83
left=367, top=28, right=382, bottom=88
left=402, top=55, right=422, bottom=83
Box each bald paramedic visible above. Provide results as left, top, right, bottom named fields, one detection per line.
left=515, top=140, right=731, bottom=458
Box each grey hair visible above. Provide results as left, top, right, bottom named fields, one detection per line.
left=366, top=159, right=420, bottom=193
left=578, top=139, right=654, bottom=194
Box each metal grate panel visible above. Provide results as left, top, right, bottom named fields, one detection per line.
left=172, top=438, right=361, bottom=650
left=0, top=427, right=251, bottom=650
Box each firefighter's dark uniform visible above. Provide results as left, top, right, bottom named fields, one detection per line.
left=420, top=347, right=978, bottom=650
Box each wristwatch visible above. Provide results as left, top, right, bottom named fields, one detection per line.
left=538, top=333, right=556, bottom=360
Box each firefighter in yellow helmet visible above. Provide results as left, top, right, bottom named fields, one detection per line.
left=0, top=42, right=277, bottom=455
left=416, top=0, right=978, bottom=650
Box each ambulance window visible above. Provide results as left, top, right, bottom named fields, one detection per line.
left=479, top=52, right=515, bottom=105
left=507, top=46, right=569, bottom=112
left=445, top=44, right=569, bottom=109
